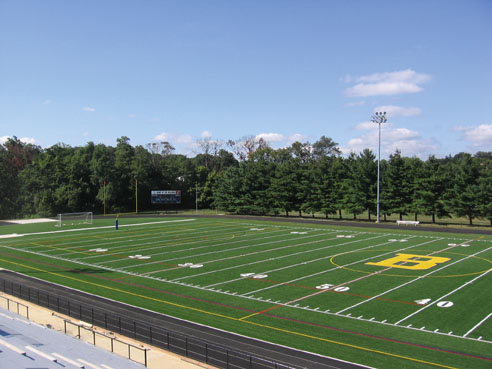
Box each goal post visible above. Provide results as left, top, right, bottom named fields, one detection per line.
left=55, top=212, right=93, bottom=227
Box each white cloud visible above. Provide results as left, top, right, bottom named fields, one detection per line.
left=82, top=132, right=89, bottom=137
left=201, top=130, right=212, bottom=138
left=153, top=132, right=193, bottom=144
left=344, top=69, right=431, bottom=97
left=342, top=122, right=438, bottom=158
left=256, top=133, right=285, bottom=142
left=0, top=136, right=37, bottom=145
left=176, top=134, right=193, bottom=144
left=82, top=106, right=96, bottom=112
left=454, top=124, right=492, bottom=148
left=288, top=133, right=307, bottom=143
left=154, top=132, right=169, bottom=141
left=254, top=132, right=309, bottom=148
left=373, top=105, right=422, bottom=118
left=20, top=137, right=36, bottom=144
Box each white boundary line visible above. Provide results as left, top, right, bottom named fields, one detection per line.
left=337, top=240, right=485, bottom=314
left=0, top=219, right=196, bottom=239
left=238, top=236, right=437, bottom=295
left=3, top=219, right=492, bottom=346
left=395, top=265, right=492, bottom=325
left=464, top=312, right=492, bottom=337
left=202, top=234, right=390, bottom=288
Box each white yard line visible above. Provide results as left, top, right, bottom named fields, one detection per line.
left=1, top=219, right=196, bottom=241
left=464, top=311, right=492, bottom=337
left=123, top=229, right=333, bottom=271
left=395, top=262, right=492, bottom=325
left=337, top=238, right=478, bottom=314
left=94, top=225, right=292, bottom=265
left=68, top=223, right=258, bottom=259
left=22, top=219, right=216, bottom=253
left=169, top=231, right=373, bottom=282
left=239, top=236, right=442, bottom=295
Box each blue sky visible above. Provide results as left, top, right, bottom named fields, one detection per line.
left=1, top=0, right=491, bottom=158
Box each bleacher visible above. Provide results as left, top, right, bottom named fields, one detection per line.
left=0, top=308, right=146, bottom=369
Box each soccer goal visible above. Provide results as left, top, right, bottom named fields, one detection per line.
left=55, top=212, right=93, bottom=227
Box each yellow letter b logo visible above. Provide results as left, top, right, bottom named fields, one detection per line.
left=366, top=253, right=451, bottom=270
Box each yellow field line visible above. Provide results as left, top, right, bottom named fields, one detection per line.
left=28, top=243, right=94, bottom=256
left=0, top=257, right=463, bottom=369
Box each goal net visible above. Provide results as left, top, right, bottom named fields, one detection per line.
left=55, top=212, right=93, bottom=227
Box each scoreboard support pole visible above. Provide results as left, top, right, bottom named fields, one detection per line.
left=135, top=179, right=138, bottom=214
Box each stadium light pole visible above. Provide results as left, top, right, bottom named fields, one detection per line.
left=371, top=112, right=387, bottom=223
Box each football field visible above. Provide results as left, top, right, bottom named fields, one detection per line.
left=0, top=217, right=491, bottom=369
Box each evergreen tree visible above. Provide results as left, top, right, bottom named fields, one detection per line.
left=385, top=150, right=412, bottom=220
left=447, top=154, right=481, bottom=225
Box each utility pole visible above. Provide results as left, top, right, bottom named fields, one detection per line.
left=371, top=111, right=387, bottom=223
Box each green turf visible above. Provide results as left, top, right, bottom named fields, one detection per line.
left=0, top=216, right=491, bottom=369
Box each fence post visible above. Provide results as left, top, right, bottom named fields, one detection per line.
left=226, top=350, right=229, bottom=369
left=149, top=326, right=153, bottom=344
left=185, top=337, right=188, bottom=357
left=205, top=344, right=208, bottom=363
left=134, top=321, right=137, bottom=339
left=167, top=332, right=170, bottom=349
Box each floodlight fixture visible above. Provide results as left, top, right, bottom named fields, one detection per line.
left=371, top=111, right=387, bottom=223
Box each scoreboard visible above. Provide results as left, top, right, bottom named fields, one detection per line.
left=151, top=190, right=181, bottom=204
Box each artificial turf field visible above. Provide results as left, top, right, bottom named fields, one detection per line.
left=0, top=216, right=491, bottom=369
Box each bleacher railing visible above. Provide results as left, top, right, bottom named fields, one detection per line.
left=0, top=277, right=296, bottom=369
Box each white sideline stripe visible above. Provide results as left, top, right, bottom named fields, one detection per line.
left=77, top=224, right=253, bottom=259
left=145, top=231, right=341, bottom=275
left=25, top=345, right=57, bottom=361
left=0, top=338, right=26, bottom=354
left=5, top=218, right=196, bottom=238
left=464, top=312, right=492, bottom=337
left=239, top=236, right=440, bottom=296
left=15, top=219, right=227, bottom=248
left=57, top=221, right=247, bottom=258
left=122, top=227, right=335, bottom=270
left=337, top=239, right=482, bottom=314
left=175, top=232, right=377, bottom=285
left=52, top=352, right=85, bottom=368
left=395, top=264, right=492, bottom=325
left=20, top=219, right=220, bottom=252
left=78, top=358, right=102, bottom=369
left=97, top=225, right=292, bottom=266
left=206, top=234, right=394, bottom=289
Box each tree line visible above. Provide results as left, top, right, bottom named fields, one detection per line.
left=1, top=135, right=491, bottom=225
